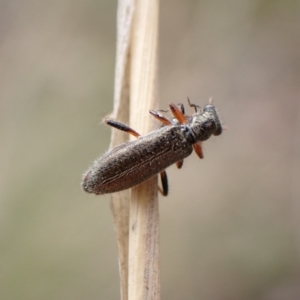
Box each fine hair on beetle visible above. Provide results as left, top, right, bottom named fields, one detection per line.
left=82, top=98, right=222, bottom=196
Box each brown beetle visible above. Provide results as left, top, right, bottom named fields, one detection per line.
left=82, top=99, right=222, bottom=196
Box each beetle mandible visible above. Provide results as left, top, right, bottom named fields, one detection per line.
left=82, top=98, right=222, bottom=196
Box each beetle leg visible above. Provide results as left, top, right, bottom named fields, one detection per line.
left=176, top=103, right=185, bottom=114
left=176, top=160, right=184, bottom=169
left=169, top=103, right=187, bottom=124
left=187, top=97, right=201, bottom=113
left=105, top=119, right=140, bottom=138
left=156, top=109, right=169, bottom=113
left=158, top=170, right=168, bottom=196
left=149, top=110, right=172, bottom=125
left=193, top=142, right=204, bottom=159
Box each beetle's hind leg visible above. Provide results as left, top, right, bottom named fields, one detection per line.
left=105, top=119, right=140, bottom=138
left=158, top=170, right=168, bottom=196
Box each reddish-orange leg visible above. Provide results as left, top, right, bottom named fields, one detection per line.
left=105, top=118, right=168, bottom=196
left=150, top=108, right=185, bottom=169
left=176, top=160, right=183, bottom=168
left=169, top=103, right=187, bottom=124
left=193, top=143, right=204, bottom=159
left=169, top=102, right=204, bottom=159
left=149, top=110, right=172, bottom=126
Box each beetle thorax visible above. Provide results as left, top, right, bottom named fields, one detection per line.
left=188, top=112, right=217, bottom=142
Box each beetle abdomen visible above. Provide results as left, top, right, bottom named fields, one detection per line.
left=82, top=126, right=193, bottom=194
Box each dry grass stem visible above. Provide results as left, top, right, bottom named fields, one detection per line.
left=109, top=0, right=160, bottom=299
left=128, top=0, right=160, bottom=299
left=109, top=1, right=135, bottom=300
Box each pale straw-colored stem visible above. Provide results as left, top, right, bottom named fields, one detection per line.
left=128, top=0, right=160, bottom=299
left=109, top=1, right=134, bottom=300
left=110, top=0, right=160, bottom=300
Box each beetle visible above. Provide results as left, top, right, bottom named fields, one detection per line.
left=82, top=98, right=222, bottom=196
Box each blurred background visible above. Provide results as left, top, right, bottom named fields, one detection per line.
left=1, top=0, right=300, bottom=299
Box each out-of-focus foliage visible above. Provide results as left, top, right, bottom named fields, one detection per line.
left=1, top=0, right=300, bottom=299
